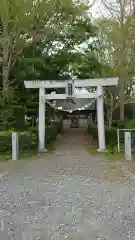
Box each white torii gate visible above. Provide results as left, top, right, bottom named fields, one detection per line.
left=24, top=78, right=118, bottom=152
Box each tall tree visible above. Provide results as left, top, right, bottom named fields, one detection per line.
left=0, top=0, right=90, bottom=102
left=0, top=0, right=93, bottom=129
left=97, top=0, right=135, bottom=121
left=2, top=0, right=99, bottom=129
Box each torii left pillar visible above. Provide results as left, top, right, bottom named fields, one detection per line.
left=96, top=86, right=106, bottom=152
left=39, top=88, right=46, bottom=152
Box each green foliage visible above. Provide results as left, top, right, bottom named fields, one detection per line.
left=112, top=103, right=133, bottom=122
left=126, top=120, right=135, bottom=129
left=2, top=0, right=101, bottom=129
left=112, top=120, right=126, bottom=129
left=0, top=105, right=25, bottom=131
left=0, top=120, right=63, bottom=157
left=96, top=11, right=135, bottom=121
left=88, top=121, right=117, bottom=151
left=112, top=119, right=135, bottom=130
left=87, top=121, right=98, bottom=141
left=0, top=131, right=35, bottom=153
left=0, top=0, right=116, bottom=134
left=105, top=126, right=117, bottom=149
left=0, top=0, right=97, bottom=129
left=45, top=122, right=62, bottom=144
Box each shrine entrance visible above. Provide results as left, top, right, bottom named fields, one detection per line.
left=24, top=78, right=118, bottom=152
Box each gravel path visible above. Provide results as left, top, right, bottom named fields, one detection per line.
left=0, top=122, right=135, bottom=239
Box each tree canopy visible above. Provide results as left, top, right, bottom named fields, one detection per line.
left=0, top=0, right=132, bottom=129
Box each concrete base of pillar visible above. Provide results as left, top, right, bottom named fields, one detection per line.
left=97, top=148, right=107, bottom=153
left=39, top=149, right=47, bottom=153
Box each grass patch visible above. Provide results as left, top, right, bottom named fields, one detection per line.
left=0, top=138, right=56, bottom=164
left=20, top=149, right=37, bottom=160
left=0, top=153, right=11, bottom=161
left=88, top=145, right=135, bottom=162
left=88, top=146, right=124, bottom=161
left=46, top=142, right=56, bottom=153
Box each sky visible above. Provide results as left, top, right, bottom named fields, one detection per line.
left=90, top=0, right=103, bottom=18
left=90, top=0, right=110, bottom=18
left=90, top=0, right=100, bottom=17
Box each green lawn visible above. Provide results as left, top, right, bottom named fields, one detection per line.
left=88, top=146, right=127, bottom=161
left=88, top=144, right=135, bottom=162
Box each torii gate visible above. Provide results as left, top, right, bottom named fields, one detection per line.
left=24, top=78, right=118, bottom=152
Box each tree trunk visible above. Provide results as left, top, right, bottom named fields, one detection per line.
left=119, top=77, right=125, bottom=121
left=2, top=25, right=11, bottom=104
left=107, top=107, right=112, bottom=129
left=108, top=111, right=112, bottom=128
left=2, top=64, right=10, bottom=103
left=119, top=0, right=127, bottom=122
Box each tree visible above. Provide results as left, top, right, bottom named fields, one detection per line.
left=96, top=0, right=135, bottom=121
left=0, top=0, right=90, bottom=102
left=0, top=0, right=97, bottom=129
left=0, top=0, right=94, bottom=129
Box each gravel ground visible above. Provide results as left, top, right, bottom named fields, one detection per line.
left=0, top=122, right=135, bottom=239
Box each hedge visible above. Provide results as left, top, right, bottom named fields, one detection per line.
left=88, top=121, right=117, bottom=148
left=105, top=126, right=117, bottom=148
left=0, top=119, right=63, bottom=154
left=87, top=121, right=98, bottom=142
left=0, top=131, right=35, bottom=153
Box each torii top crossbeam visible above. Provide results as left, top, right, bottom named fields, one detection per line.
left=24, top=78, right=118, bottom=100
left=24, top=78, right=118, bottom=89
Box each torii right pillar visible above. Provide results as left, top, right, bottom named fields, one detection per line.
left=97, top=85, right=106, bottom=152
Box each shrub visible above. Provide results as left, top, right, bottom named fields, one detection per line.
left=105, top=126, right=117, bottom=148
left=88, top=121, right=117, bottom=149
left=112, top=120, right=128, bottom=129
left=12, top=132, right=35, bottom=152
left=0, top=131, right=36, bottom=154
left=126, top=120, right=135, bottom=129
left=45, top=121, right=61, bottom=144
left=87, top=121, right=98, bottom=141
left=0, top=118, right=63, bottom=155
left=0, top=132, right=12, bottom=153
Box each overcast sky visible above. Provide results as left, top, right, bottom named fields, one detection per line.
left=90, top=0, right=103, bottom=18
left=90, top=0, right=111, bottom=18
